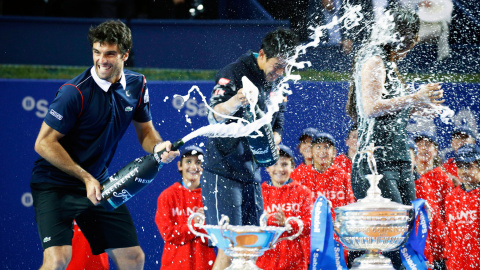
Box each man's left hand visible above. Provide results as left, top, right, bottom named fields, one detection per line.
left=154, top=141, right=180, bottom=163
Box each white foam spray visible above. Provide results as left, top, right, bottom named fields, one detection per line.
left=171, top=3, right=367, bottom=144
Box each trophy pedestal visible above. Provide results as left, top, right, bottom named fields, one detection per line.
left=351, top=251, right=395, bottom=270
left=227, top=257, right=261, bottom=270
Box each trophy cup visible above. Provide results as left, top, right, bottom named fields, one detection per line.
left=333, top=143, right=414, bottom=269
left=188, top=213, right=303, bottom=270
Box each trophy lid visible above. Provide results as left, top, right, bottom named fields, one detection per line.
left=335, top=196, right=412, bottom=211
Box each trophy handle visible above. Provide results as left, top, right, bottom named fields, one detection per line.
left=187, top=212, right=211, bottom=242
left=272, top=216, right=304, bottom=246
left=259, top=212, right=268, bottom=227
left=219, top=215, right=235, bottom=247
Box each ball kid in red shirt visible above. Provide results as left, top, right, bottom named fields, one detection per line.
left=256, top=144, right=314, bottom=270
left=155, top=146, right=216, bottom=270
left=444, top=144, right=480, bottom=270
left=291, top=128, right=319, bottom=182
left=412, top=131, right=452, bottom=267
left=292, top=132, right=355, bottom=263
left=295, top=132, right=355, bottom=209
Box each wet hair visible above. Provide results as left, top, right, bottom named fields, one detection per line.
left=383, top=6, right=420, bottom=53
left=346, top=6, right=419, bottom=121
left=260, top=28, right=298, bottom=60
left=88, top=20, right=132, bottom=55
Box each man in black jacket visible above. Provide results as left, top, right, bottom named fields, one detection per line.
left=201, top=28, right=298, bottom=269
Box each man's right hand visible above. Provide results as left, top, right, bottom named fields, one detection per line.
left=234, top=88, right=249, bottom=107
left=84, top=176, right=102, bottom=205
left=213, top=88, right=249, bottom=122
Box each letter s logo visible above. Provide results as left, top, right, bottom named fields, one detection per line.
left=22, top=96, right=49, bottom=118
left=36, top=99, right=49, bottom=118
left=185, top=99, right=198, bottom=116
left=172, top=96, right=207, bottom=117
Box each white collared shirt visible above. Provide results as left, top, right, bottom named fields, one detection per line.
left=90, top=66, right=126, bottom=92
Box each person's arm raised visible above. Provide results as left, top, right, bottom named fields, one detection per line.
left=361, top=56, right=444, bottom=118
left=213, top=88, right=250, bottom=122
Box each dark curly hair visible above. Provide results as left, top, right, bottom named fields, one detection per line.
left=260, top=28, right=298, bottom=59
left=88, top=20, right=132, bottom=55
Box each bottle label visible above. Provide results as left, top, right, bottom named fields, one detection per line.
left=102, top=167, right=139, bottom=198
left=250, top=147, right=269, bottom=155
left=134, top=177, right=154, bottom=184
left=106, top=189, right=133, bottom=208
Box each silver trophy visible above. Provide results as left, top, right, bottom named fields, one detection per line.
left=334, top=143, right=414, bottom=270
left=188, top=213, right=303, bottom=270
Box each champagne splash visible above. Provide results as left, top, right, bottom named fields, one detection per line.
left=173, top=84, right=270, bottom=143
left=174, top=3, right=453, bottom=144
left=182, top=115, right=272, bottom=143
left=173, top=85, right=249, bottom=125
left=172, top=4, right=367, bottom=144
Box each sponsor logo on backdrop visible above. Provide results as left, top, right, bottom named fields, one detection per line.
left=21, top=192, right=33, bottom=207
left=22, top=96, right=49, bottom=118
left=172, top=96, right=208, bottom=117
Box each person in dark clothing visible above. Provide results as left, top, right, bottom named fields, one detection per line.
left=345, top=6, right=444, bottom=270
left=201, top=28, right=298, bottom=270
left=30, top=20, right=179, bottom=270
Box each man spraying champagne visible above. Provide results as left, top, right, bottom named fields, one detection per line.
left=201, top=28, right=298, bottom=269
left=30, top=20, right=179, bottom=270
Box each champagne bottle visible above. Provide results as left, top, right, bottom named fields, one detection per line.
left=244, top=105, right=279, bottom=167
left=99, top=139, right=184, bottom=211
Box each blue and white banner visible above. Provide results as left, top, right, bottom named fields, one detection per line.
left=400, top=199, right=430, bottom=270
left=310, top=195, right=348, bottom=270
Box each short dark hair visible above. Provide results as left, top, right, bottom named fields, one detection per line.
left=260, top=28, right=298, bottom=59
left=88, top=20, right=132, bottom=55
